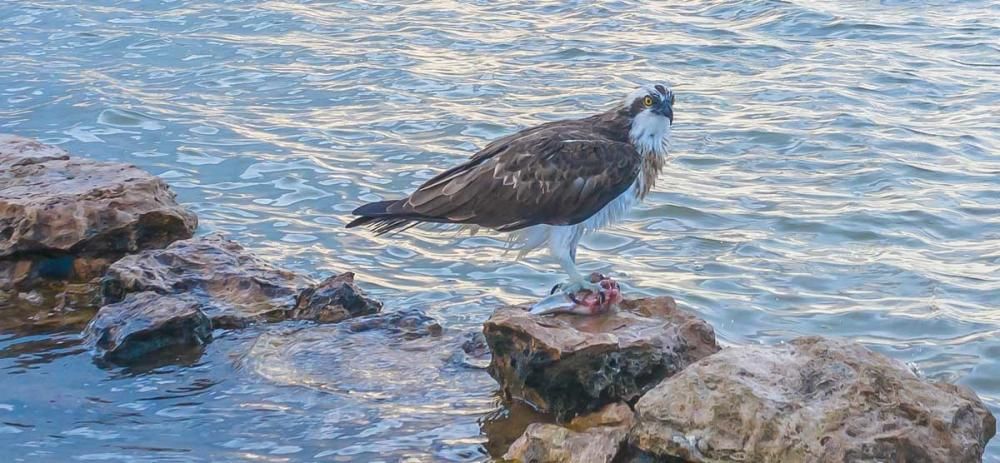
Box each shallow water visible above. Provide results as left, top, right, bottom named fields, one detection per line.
left=1, top=0, right=999, bottom=461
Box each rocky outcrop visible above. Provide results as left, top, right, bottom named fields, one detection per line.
left=100, top=234, right=379, bottom=328
left=630, top=336, right=997, bottom=463
left=504, top=402, right=636, bottom=463
left=0, top=135, right=197, bottom=289
left=484, top=296, right=719, bottom=420
left=83, top=292, right=212, bottom=363
left=87, top=234, right=383, bottom=363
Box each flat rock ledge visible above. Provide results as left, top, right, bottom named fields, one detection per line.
left=0, top=135, right=197, bottom=289
left=630, top=336, right=997, bottom=463
left=484, top=296, right=720, bottom=420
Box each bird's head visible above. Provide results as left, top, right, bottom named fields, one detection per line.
left=622, top=83, right=674, bottom=155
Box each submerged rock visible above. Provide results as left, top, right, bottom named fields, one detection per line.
left=83, top=292, right=212, bottom=363
left=348, top=307, right=442, bottom=339
left=484, top=296, right=719, bottom=420
left=504, top=402, right=636, bottom=463
left=0, top=135, right=197, bottom=289
left=290, top=272, right=382, bottom=323
left=101, top=234, right=315, bottom=328
left=243, top=307, right=480, bottom=406
left=87, top=235, right=383, bottom=363
left=451, top=331, right=491, bottom=369
left=630, top=336, right=997, bottom=463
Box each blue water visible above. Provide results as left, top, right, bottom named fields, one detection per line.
left=1, top=1, right=998, bottom=461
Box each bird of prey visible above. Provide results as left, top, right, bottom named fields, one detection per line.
left=348, top=83, right=674, bottom=314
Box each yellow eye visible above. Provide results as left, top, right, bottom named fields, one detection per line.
left=643, top=96, right=654, bottom=107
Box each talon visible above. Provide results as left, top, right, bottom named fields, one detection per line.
left=532, top=274, right=623, bottom=316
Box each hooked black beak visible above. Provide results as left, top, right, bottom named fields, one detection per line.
left=654, top=99, right=673, bottom=125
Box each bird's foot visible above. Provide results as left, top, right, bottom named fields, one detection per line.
left=529, top=273, right=622, bottom=316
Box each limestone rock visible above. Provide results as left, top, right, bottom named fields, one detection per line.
left=484, top=296, right=719, bottom=420
left=101, top=234, right=314, bottom=328
left=630, top=336, right=997, bottom=463
left=567, top=401, right=635, bottom=431
left=504, top=403, right=636, bottom=463
left=290, top=272, right=382, bottom=323
left=0, top=135, right=197, bottom=289
left=83, top=291, right=212, bottom=363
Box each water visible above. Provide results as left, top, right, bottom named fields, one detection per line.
left=1, top=0, right=998, bottom=461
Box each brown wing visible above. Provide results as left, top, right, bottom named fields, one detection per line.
left=378, top=123, right=641, bottom=232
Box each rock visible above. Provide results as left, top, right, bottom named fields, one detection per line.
left=101, top=234, right=314, bottom=328
left=88, top=234, right=382, bottom=363
left=504, top=424, right=626, bottom=463
left=567, top=401, right=635, bottom=431
left=290, top=272, right=382, bottom=323
left=450, top=331, right=491, bottom=369
left=83, top=292, right=212, bottom=363
left=348, top=307, right=442, bottom=339
left=630, top=336, right=997, bottom=463
left=484, top=296, right=719, bottom=420
left=0, top=135, right=197, bottom=289
left=504, top=403, right=636, bottom=463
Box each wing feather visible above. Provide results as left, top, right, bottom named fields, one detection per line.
left=391, top=124, right=640, bottom=231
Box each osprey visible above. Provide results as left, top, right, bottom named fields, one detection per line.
left=348, top=83, right=674, bottom=314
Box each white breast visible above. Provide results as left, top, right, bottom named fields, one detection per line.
left=506, top=181, right=639, bottom=257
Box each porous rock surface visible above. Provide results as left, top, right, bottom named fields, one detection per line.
left=0, top=134, right=197, bottom=289
left=630, top=336, right=997, bottom=463
left=100, top=233, right=382, bottom=326
left=83, top=291, right=212, bottom=363
left=102, top=234, right=324, bottom=328
left=504, top=402, right=636, bottom=463
left=484, top=296, right=719, bottom=419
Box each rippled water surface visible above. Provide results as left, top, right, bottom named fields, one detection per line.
left=2, top=0, right=999, bottom=461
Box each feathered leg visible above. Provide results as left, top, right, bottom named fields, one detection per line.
left=529, top=226, right=619, bottom=315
